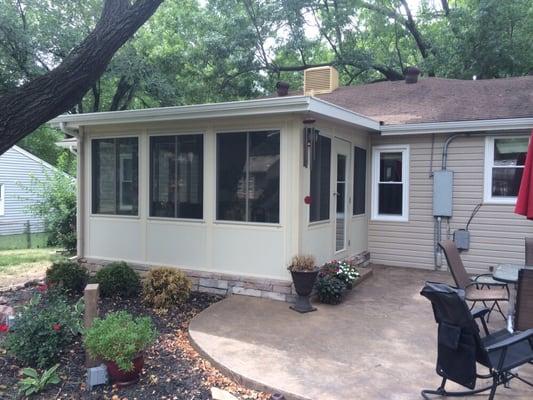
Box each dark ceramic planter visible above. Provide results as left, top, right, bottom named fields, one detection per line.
left=105, top=354, right=144, bottom=387
left=290, top=270, right=318, bottom=313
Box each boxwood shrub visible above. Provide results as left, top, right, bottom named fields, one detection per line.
left=46, top=258, right=89, bottom=295
left=93, top=262, right=141, bottom=298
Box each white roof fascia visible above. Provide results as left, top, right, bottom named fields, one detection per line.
left=380, top=117, right=533, bottom=135
left=49, top=95, right=381, bottom=131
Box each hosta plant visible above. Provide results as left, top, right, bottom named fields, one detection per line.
left=19, top=364, right=61, bottom=396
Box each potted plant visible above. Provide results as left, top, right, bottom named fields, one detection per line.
left=287, top=255, right=318, bottom=313
left=84, top=311, right=157, bottom=386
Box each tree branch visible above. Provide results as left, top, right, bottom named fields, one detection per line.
left=0, top=0, right=163, bottom=154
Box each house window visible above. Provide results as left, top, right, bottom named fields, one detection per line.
left=484, top=136, right=528, bottom=204
left=216, top=130, right=280, bottom=223
left=353, top=146, right=366, bottom=215
left=150, top=134, right=203, bottom=219
left=92, top=137, right=138, bottom=215
left=310, top=134, right=331, bottom=222
left=371, top=145, right=409, bottom=221
left=0, top=184, right=4, bottom=216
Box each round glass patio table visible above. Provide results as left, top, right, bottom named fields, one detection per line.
left=493, top=264, right=529, bottom=332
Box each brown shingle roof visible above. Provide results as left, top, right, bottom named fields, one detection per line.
left=314, top=76, right=533, bottom=125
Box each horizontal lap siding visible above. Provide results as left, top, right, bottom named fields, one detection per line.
left=369, top=133, right=533, bottom=273
left=0, top=147, right=51, bottom=235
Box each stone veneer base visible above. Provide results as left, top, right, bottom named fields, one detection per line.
left=80, top=251, right=370, bottom=303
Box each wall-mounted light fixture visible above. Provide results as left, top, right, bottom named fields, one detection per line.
left=303, top=118, right=317, bottom=168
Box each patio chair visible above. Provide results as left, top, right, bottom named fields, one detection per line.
left=420, top=281, right=533, bottom=400
left=525, top=238, right=533, bottom=266
left=515, top=269, right=533, bottom=331
left=438, top=240, right=509, bottom=320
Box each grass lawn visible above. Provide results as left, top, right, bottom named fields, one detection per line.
left=0, top=248, right=57, bottom=288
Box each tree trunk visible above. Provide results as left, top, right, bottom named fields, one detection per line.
left=0, top=0, right=163, bottom=155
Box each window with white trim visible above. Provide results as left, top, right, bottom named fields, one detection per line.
left=371, top=145, right=409, bottom=221
left=0, top=184, right=4, bottom=216
left=484, top=136, right=528, bottom=204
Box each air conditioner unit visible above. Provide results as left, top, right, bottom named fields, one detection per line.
left=304, top=66, right=339, bottom=95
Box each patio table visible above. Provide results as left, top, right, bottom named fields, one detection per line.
left=493, top=264, right=533, bottom=332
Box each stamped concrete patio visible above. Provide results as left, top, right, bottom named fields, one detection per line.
left=189, top=265, right=533, bottom=400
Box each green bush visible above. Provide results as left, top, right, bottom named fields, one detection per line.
left=320, top=260, right=359, bottom=290
left=315, top=275, right=346, bottom=305
left=142, top=267, right=191, bottom=313
left=5, top=293, right=84, bottom=368
left=84, top=311, right=157, bottom=372
left=94, top=262, right=141, bottom=298
left=46, top=259, right=89, bottom=295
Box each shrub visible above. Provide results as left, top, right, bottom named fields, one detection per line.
left=320, top=260, right=360, bottom=289
left=287, top=255, right=316, bottom=272
left=315, top=275, right=346, bottom=305
left=94, top=262, right=141, bottom=298
left=84, top=311, right=157, bottom=372
left=142, top=267, right=191, bottom=313
left=5, top=293, right=84, bottom=368
left=46, top=258, right=89, bottom=295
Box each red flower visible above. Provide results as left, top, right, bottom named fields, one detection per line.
left=0, top=324, right=8, bottom=332
left=52, top=323, right=61, bottom=332
left=37, top=284, right=48, bottom=293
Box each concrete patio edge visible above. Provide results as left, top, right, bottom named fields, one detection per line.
left=188, top=266, right=374, bottom=400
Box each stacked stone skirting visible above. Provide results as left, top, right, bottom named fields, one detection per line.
left=80, top=250, right=370, bottom=303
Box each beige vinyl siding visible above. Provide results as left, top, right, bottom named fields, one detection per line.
left=369, top=132, right=533, bottom=274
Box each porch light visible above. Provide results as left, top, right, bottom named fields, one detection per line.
left=303, top=118, right=317, bottom=168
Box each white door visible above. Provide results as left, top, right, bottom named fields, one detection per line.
left=333, top=139, right=350, bottom=253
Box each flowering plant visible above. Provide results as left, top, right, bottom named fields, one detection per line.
left=319, top=260, right=359, bottom=289
left=0, top=323, right=9, bottom=332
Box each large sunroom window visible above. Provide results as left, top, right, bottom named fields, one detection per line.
left=310, top=134, right=331, bottom=222
left=150, top=134, right=204, bottom=219
left=216, top=130, right=280, bottom=223
left=92, top=137, right=138, bottom=215
left=484, top=136, right=528, bottom=204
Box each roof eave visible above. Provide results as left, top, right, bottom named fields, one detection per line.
left=49, top=95, right=381, bottom=132
left=380, top=117, right=533, bottom=135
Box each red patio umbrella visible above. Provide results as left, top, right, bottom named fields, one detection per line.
left=515, top=130, right=533, bottom=219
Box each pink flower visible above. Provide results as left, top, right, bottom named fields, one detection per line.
left=0, top=324, right=9, bottom=332
left=37, top=284, right=48, bottom=293
left=52, top=323, right=61, bottom=332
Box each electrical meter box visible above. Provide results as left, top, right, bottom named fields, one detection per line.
left=433, top=170, right=454, bottom=217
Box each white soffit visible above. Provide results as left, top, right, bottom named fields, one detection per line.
left=49, top=96, right=381, bottom=132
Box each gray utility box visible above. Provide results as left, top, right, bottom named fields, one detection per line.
left=454, top=229, right=470, bottom=250
left=433, top=170, right=454, bottom=217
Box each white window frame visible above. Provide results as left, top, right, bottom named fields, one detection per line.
left=0, top=183, right=4, bottom=216
left=484, top=135, right=529, bottom=205
left=371, top=145, right=409, bottom=222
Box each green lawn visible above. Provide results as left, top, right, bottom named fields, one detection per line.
left=0, top=248, right=57, bottom=288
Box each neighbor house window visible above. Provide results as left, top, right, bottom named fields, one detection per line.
left=0, top=184, right=4, bottom=216
left=371, top=145, right=409, bottom=221
left=353, top=146, right=366, bottom=215
left=310, top=134, right=331, bottom=222
left=150, top=134, right=203, bottom=219
left=484, top=136, right=528, bottom=204
left=92, top=137, right=138, bottom=215
left=217, top=130, right=280, bottom=223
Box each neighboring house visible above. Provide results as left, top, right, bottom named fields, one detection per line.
left=0, top=146, right=58, bottom=241
left=50, top=67, right=533, bottom=301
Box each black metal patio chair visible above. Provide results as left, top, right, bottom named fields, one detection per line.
left=439, top=240, right=509, bottom=321
left=420, top=281, right=533, bottom=400
left=515, top=268, right=533, bottom=331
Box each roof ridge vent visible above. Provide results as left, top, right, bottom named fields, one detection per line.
left=304, top=66, right=339, bottom=95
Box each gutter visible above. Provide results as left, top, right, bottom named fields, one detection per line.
left=49, top=96, right=381, bottom=132
left=381, top=117, right=533, bottom=135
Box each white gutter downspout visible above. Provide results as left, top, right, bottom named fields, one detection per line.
left=59, top=122, right=84, bottom=261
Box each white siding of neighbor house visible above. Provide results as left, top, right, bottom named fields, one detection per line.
left=0, top=146, right=56, bottom=236
left=369, top=132, right=533, bottom=274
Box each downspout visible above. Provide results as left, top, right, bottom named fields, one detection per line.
left=434, top=133, right=469, bottom=268
left=59, top=122, right=84, bottom=261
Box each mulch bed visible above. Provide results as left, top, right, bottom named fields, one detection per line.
left=0, top=285, right=270, bottom=400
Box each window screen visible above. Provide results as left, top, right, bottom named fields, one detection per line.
left=353, top=146, right=366, bottom=215
left=310, top=134, right=331, bottom=222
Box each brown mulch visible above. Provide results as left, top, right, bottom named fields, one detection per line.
left=0, top=286, right=271, bottom=400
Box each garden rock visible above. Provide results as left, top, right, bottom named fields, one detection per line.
left=0, top=305, right=14, bottom=323
left=211, top=387, right=239, bottom=400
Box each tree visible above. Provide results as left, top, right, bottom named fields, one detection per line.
left=0, top=0, right=163, bottom=155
